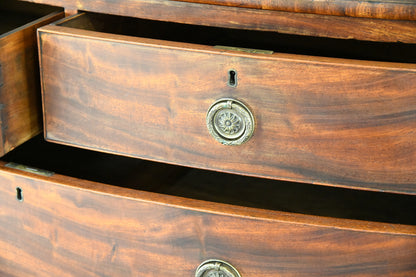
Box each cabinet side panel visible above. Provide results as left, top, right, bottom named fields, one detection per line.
left=0, top=11, right=64, bottom=156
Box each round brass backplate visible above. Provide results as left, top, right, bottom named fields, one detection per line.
left=206, top=98, right=255, bottom=146
left=195, top=259, right=242, bottom=277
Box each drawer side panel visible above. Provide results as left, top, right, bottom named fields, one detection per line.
left=0, top=10, right=64, bottom=156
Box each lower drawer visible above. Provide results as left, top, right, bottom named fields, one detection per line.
left=0, top=0, right=63, bottom=156
left=0, top=137, right=415, bottom=276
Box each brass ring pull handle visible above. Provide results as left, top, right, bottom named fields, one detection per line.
left=195, top=259, right=242, bottom=277
left=206, top=98, right=255, bottom=145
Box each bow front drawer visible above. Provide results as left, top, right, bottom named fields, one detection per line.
left=38, top=12, right=416, bottom=194
left=0, top=0, right=63, bottom=156
left=1, top=136, right=415, bottom=276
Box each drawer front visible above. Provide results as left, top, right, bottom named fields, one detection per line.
left=0, top=2, right=63, bottom=156
left=38, top=18, right=416, bottom=194
left=0, top=161, right=415, bottom=277
left=168, top=0, right=416, bottom=20
left=18, top=0, right=416, bottom=43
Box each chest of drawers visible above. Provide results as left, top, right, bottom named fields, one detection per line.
left=1, top=0, right=415, bottom=276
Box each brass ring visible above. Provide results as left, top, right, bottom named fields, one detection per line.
left=206, top=98, right=255, bottom=146
left=195, top=259, right=242, bottom=277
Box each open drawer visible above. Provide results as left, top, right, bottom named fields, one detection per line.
left=0, top=0, right=63, bottom=156
left=0, top=136, right=415, bottom=276
left=38, top=12, right=416, bottom=194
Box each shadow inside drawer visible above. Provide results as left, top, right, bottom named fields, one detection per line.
left=0, top=0, right=61, bottom=36
left=3, top=135, right=416, bottom=225
left=57, top=11, right=416, bottom=63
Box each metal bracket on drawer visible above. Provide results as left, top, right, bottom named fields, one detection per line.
left=5, top=162, right=54, bottom=177
left=214, top=45, right=274, bottom=55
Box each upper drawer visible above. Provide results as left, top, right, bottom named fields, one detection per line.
left=22, top=0, right=416, bottom=43
left=38, top=12, right=416, bottom=194
left=170, top=0, right=416, bottom=20
left=1, top=136, right=415, bottom=276
left=0, top=0, right=63, bottom=156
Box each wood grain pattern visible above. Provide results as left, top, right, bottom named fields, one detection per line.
left=0, top=8, right=64, bottom=156
left=3, top=135, right=416, bottom=226
left=0, top=161, right=415, bottom=276
left=20, top=0, right=416, bottom=43
left=38, top=23, right=416, bottom=194
left=170, top=0, right=416, bottom=20
left=20, top=0, right=416, bottom=20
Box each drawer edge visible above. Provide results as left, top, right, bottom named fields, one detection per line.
left=1, top=160, right=415, bottom=236
left=37, top=24, right=416, bottom=72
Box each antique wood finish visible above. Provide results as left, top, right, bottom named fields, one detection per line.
left=0, top=2, right=64, bottom=156
left=0, top=155, right=415, bottom=276
left=38, top=17, right=416, bottom=194
left=0, top=0, right=414, bottom=276
left=3, top=135, right=416, bottom=226
left=170, top=0, right=416, bottom=20
left=20, top=0, right=416, bottom=43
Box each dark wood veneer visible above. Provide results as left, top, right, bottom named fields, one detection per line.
left=0, top=137, right=415, bottom=276
left=1, top=1, right=415, bottom=276
left=20, top=0, right=416, bottom=43
left=0, top=1, right=64, bottom=156
left=21, top=0, right=416, bottom=20
left=171, top=0, right=416, bottom=20
left=38, top=14, right=416, bottom=194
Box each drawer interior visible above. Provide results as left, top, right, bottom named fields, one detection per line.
left=0, top=0, right=61, bottom=36
left=3, top=135, right=416, bottom=226
left=57, top=12, right=416, bottom=63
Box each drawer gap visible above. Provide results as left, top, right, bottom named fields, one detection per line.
left=57, top=11, right=416, bottom=63
left=0, top=0, right=61, bottom=36
left=3, top=135, right=416, bottom=226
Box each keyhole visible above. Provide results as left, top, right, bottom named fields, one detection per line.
left=16, top=187, right=23, bottom=202
left=228, top=70, right=237, bottom=87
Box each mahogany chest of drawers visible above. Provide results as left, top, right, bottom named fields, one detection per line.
left=0, top=0, right=415, bottom=276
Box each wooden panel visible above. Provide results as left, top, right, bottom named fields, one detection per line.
left=3, top=135, right=416, bottom=226
left=170, top=0, right=416, bottom=20
left=38, top=24, right=416, bottom=194
left=19, top=0, right=416, bottom=20
left=20, top=0, right=416, bottom=43
left=0, top=6, right=64, bottom=156
left=0, top=161, right=415, bottom=276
